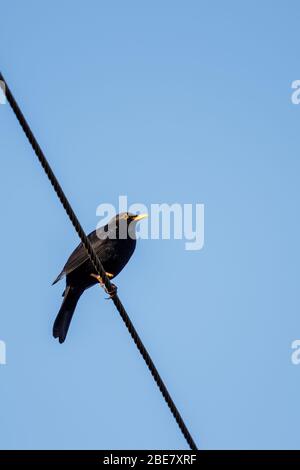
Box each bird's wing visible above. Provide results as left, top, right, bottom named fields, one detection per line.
left=52, top=229, right=109, bottom=284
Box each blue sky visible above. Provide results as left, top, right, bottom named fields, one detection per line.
left=1, top=0, right=300, bottom=450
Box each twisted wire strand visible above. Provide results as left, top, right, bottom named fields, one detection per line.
left=0, top=72, right=197, bottom=451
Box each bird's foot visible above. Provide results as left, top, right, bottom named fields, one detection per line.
left=104, top=283, right=118, bottom=299
left=90, top=273, right=117, bottom=299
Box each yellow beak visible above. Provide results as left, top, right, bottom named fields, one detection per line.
left=134, top=213, right=148, bottom=222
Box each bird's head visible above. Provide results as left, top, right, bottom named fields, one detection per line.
left=107, top=212, right=148, bottom=239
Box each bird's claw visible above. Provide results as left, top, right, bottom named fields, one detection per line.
left=104, top=283, right=118, bottom=300
left=90, top=273, right=117, bottom=299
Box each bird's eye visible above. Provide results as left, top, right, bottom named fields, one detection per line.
left=123, top=214, right=129, bottom=220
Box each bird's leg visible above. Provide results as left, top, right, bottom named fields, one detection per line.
left=90, top=273, right=118, bottom=298
left=90, top=273, right=104, bottom=286
left=104, top=283, right=118, bottom=299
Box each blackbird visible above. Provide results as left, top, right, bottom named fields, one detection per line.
left=52, top=212, right=147, bottom=343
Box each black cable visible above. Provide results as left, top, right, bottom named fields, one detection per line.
left=0, top=71, right=198, bottom=451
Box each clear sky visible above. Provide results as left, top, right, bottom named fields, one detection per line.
left=1, top=0, right=300, bottom=450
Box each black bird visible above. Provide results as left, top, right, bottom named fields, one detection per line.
left=52, top=212, right=147, bottom=343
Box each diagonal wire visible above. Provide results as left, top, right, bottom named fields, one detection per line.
left=0, top=71, right=198, bottom=451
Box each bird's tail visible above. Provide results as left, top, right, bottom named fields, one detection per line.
left=53, top=285, right=83, bottom=343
